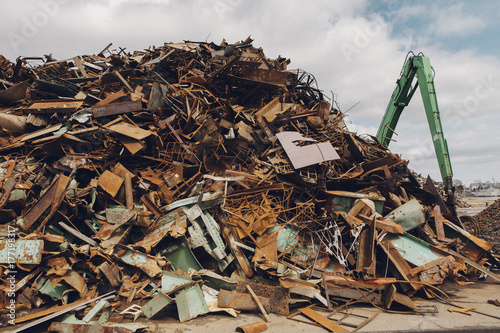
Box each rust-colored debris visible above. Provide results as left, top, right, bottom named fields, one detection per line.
left=0, top=37, right=498, bottom=331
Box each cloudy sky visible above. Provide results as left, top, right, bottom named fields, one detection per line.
left=1, top=0, right=499, bottom=186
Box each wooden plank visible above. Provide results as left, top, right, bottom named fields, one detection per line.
left=298, top=307, right=349, bottom=332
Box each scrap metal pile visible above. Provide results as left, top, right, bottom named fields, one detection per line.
left=0, top=37, right=499, bottom=332
left=475, top=198, right=500, bottom=245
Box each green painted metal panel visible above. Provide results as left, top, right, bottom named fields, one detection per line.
left=142, top=292, right=173, bottom=319
left=0, top=239, right=43, bottom=264
left=161, top=240, right=203, bottom=272
left=383, top=233, right=443, bottom=266
left=161, top=271, right=192, bottom=294
left=384, top=199, right=425, bottom=232
left=176, top=284, right=209, bottom=322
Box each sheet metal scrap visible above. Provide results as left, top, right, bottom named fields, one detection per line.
left=0, top=37, right=497, bottom=328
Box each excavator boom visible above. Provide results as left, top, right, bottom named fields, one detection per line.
left=377, top=54, right=453, bottom=192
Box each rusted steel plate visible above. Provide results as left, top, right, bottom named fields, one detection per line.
left=107, top=122, right=152, bottom=140
left=98, top=262, right=121, bottom=288
left=0, top=79, right=30, bottom=106
left=236, top=281, right=289, bottom=315
left=325, top=284, right=382, bottom=305
left=0, top=177, right=16, bottom=209
left=298, top=307, right=349, bottom=332
left=0, top=239, right=43, bottom=264
left=92, top=100, right=142, bottom=118
left=25, top=99, right=84, bottom=113
left=98, top=170, right=124, bottom=197
left=20, top=174, right=71, bottom=231
left=218, top=289, right=271, bottom=312
left=111, top=244, right=163, bottom=278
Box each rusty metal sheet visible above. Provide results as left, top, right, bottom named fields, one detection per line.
left=107, top=121, right=152, bottom=140
left=59, top=270, right=88, bottom=297
left=0, top=177, right=16, bottom=209
left=92, top=100, right=142, bottom=118
left=218, top=289, right=271, bottom=312
left=111, top=244, right=163, bottom=278
left=236, top=281, right=289, bottom=315
left=0, top=239, right=43, bottom=264
left=443, top=219, right=493, bottom=251
left=98, top=262, right=121, bottom=288
left=325, top=284, right=382, bottom=305
left=98, top=170, right=124, bottom=197
left=276, top=131, right=340, bottom=169
left=135, top=210, right=186, bottom=253
left=118, top=134, right=146, bottom=154
left=0, top=79, right=30, bottom=106
left=25, top=99, right=84, bottom=113
left=19, top=174, right=71, bottom=231
left=255, top=97, right=294, bottom=122
left=298, top=307, right=349, bottom=332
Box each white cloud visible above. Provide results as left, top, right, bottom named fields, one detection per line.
left=431, top=4, right=486, bottom=37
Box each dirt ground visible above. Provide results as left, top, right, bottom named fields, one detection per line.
left=457, top=196, right=499, bottom=217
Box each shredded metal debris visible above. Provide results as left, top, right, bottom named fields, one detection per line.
left=0, top=37, right=499, bottom=332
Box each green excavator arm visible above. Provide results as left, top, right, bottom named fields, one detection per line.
left=376, top=54, right=454, bottom=193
